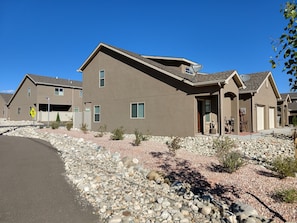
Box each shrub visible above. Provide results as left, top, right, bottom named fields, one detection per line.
left=213, top=136, right=236, bottom=157
left=80, top=123, right=88, bottom=134
left=221, top=151, right=245, bottom=173
left=95, top=124, right=107, bottom=137
left=213, top=137, right=244, bottom=173
left=293, top=116, right=297, bottom=127
left=270, top=156, right=297, bottom=179
left=51, top=121, right=60, bottom=129
left=133, top=129, right=148, bottom=146
left=166, top=137, right=182, bottom=156
left=56, top=113, right=61, bottom=123
left=66, top=121, right=73, bottom=131
left=273, top=188, right=297, bottom=203
left=111, top=126, right=125, bottom=140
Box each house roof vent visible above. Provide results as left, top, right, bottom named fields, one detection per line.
left=240, top=74, right=250, bottom=82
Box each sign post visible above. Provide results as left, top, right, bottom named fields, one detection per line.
left=30, top=107, right=36, bottom=125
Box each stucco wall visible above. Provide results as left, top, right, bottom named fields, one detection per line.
left=9, top=78, right=37, bottom=121
left=82, top=48, right=196, bottom=137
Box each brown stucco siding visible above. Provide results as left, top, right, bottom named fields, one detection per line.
left=9, top=78, right=37, bottom=121
left=252, top=79, right=277, bottom=130
left=83, top=50, right=197, bottom=137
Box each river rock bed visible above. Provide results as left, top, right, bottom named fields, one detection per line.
left=2, top=125, right=296, bottom=222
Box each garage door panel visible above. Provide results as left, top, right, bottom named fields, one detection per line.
left=257, top=106, right=264, bottom=131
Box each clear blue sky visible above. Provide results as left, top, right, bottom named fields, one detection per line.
left=0, top=0, right=292, bottom=94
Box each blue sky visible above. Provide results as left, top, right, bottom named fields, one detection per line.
left=0, top=0, right=292, bottom=94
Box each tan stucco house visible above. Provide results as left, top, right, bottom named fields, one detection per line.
left=277, top=93, right=291, bottom=127
left=0, top=93, right=12, bottom=120
left=7, top=74, right=83, bottom=122
left=239, top=72, right=281, bottom=132
left=78, top=43, right=250, bottom=137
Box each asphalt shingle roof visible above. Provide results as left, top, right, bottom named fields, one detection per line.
left=0, top=93, right=13, bottom=103
left=239, top=72, right=269, bottom=93
left=104, top=43, right=236, bottom=84
left=27, top=74, right=82, bottom=88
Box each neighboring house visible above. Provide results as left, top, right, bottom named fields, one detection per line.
left=78, top=43, right=248, bottom=137
left=277, top=93, right=291, bottom=127
left=278, top=92, right=297, bottom=125
left=239, top=72, right=281, bottom=132
left=7, top=74, right=83, bottom=122
left=0, top=93, right=13, bottom=120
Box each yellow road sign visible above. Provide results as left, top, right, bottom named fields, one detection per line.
left=30, top=107, right=36, bottom=118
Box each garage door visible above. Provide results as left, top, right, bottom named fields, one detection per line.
left=257, top=106, right=264, bottom=131
left=269, top=108, right=275, bottom=129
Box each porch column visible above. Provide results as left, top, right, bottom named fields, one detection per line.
left=219, top=87, right=224, bottom=135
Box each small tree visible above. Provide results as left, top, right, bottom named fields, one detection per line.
left=270, top=2, right=297, bottom=90
left=56, top=112, right=61, bottom=123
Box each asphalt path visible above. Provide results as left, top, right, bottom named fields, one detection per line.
left=0, top=135, right=99, bottom=223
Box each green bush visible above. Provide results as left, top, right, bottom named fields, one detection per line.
left=293, top=116, right=297, bottom=127
left=80, top=123, right=88, bottom=134
left=166, top=137, right=182, bottom=156
left=111, top=126, right=125, bottom=140
left=270, top=156, right=297, bottom=179
left=51, top=121, right=60, bottom=129
left=213, top=137, right=244, bottom=173
left=221, top=151, right=245, bottom=173
left=56, top=113, right=61, bottom=123
left=133, top=129, right=143, bottom=146
left=66, top=121, right=73, bottom=131
left=273, top=188, right=297, bottom=203
left=213, top=136, right=236, bottom=157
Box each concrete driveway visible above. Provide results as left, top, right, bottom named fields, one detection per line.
left=0, top=135, right=99, bottom=223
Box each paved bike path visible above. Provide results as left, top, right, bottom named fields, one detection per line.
left=0, top=135, right=99, bottom=223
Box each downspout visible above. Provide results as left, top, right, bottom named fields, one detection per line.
left=251, top=93, right=254, bottom=132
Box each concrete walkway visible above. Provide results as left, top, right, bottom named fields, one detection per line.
left=0, top=135, right=99, bottom=223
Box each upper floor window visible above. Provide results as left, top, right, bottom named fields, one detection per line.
left=94, top=105, right=101, bottom=122
left=55, top=88, right=64, bottom=96
left=79, top=90, right=83, bottom=98
left=17, top=107, right=21, bottom=115
left=131, top=102, right=144, bottom=119
left=99, top=70, right=105, bottom=87
left=27, top=88, right=31, bottom=97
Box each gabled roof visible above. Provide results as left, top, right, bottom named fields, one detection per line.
left=287, top=92, right=297, bottom=100
left=27, top=74, right=82, bottom=88
left=78, top=43, right=245, bottom=88
left=239, top=71, right=281, bottom=99
left=7, top=74, right=82, bottom=106
left=279, top=93, right=292, bottom=103
left=0, top=93, right=13, bottom=104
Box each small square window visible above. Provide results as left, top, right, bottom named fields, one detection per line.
left=55, top=88, right=64, bottom=96
left=131, top=102, right=144, bottom=119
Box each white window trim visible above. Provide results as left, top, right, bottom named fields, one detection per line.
left=54, top=87, right=64, bottom=96
left=130, top=102, right=145, bottom=119
left=99, top=70, right=105, bottom=88
left=93, top=105, right=101, bottom=123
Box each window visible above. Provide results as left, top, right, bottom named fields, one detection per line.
left=99, top=70, right=105, bottom=87
left=27, top=88, right=31, bottom=97
left=79, top=90, right=83, bottom=98
left=17, top=107, right=21, bottom=115
left=131, top=102, right=144, bottom=118
left=94, top=105, right=101, bottom=122
left=74, top=107, right=79, bottom=112
left=205, top=100, right=211, bottom=122
left=55, top=88, right=64, bottom=96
